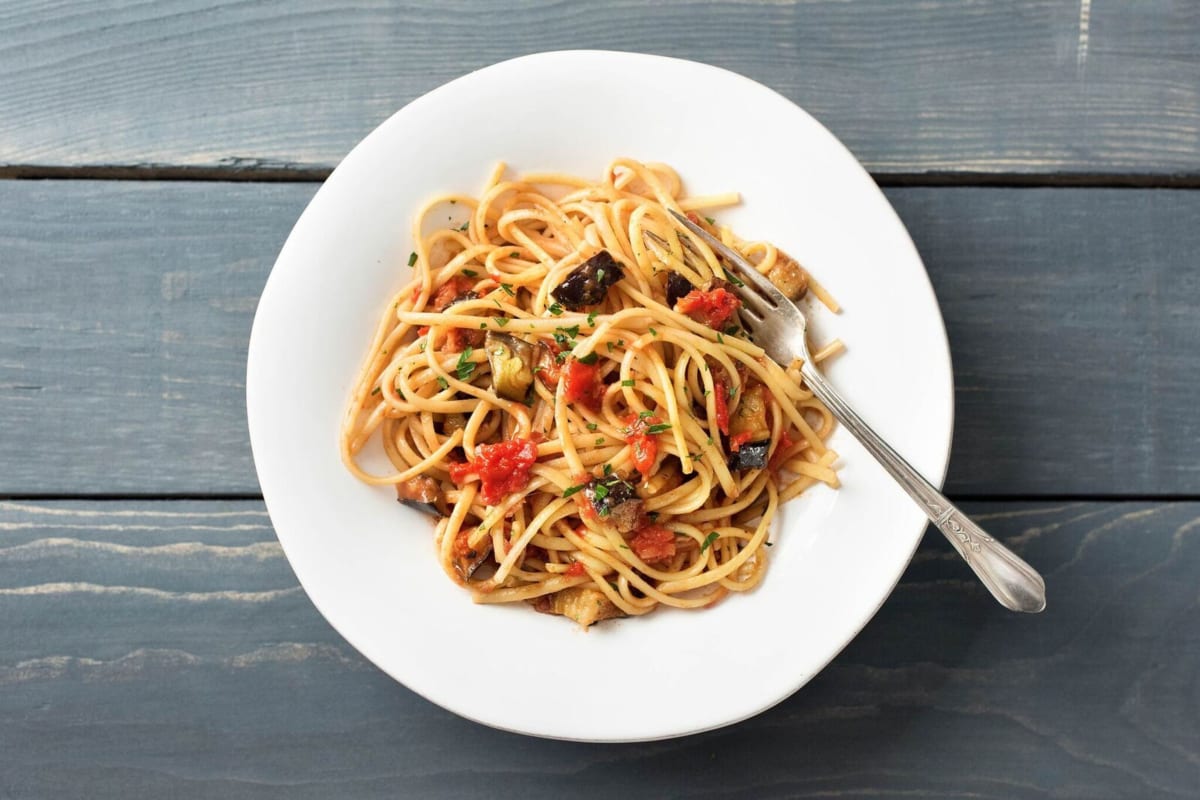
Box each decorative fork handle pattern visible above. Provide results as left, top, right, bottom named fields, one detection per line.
left=800, top=365, right=1047, bottom=613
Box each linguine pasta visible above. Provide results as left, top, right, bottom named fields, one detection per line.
left=340, top=158, right=841, bottom=627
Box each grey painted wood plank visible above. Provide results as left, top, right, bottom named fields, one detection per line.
left=0, top=1, right=1198, bottom=176
left=3, top=181, right=1198, bottom=496
left=0, top=499, right=1195, bottom=798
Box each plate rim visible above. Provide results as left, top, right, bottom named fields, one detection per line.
left=247, top=48, right=956, bottom=742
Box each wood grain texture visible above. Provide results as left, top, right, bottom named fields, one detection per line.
left=0, top=499, right=1195, bottom=798
left=3, top=180, right=1198, bottom=496
left=0, top=1, right=1198, bottom=175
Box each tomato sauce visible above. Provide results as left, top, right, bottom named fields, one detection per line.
left=448, top=438, right=539, bottom=505
left=628, top=525, right=677, bottom=564
left=564, top=561, right=586, bottom=577
left=769, top=430, right=796, bottom=472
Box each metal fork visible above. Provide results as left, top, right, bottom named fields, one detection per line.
left=671, top=211, right=1046, bottom=613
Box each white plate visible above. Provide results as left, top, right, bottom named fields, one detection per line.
left=247, top=50, right=954, bottom=742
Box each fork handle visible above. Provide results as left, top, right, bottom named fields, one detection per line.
left=800, top=365, right=1046, bottom=613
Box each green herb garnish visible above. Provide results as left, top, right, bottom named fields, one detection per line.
left=576, top=352, right=598, bottom=365
left=700, top=532, right=719, bottom=552
left=407, top=252, right=418, bottom=267
left=621, top=379, right=635, bottom=387
left=646, top=423, right=672, bottom=435
left=562, top=484, right=584, bottom=498
left=456, top=347, right=476, bottom=381
left=549, top=302, right=564, bottom=316
left=436, top=375, right=449, bottom=390
left=495, top=316, right=509, bottom=327
left=500, top=283, right=515, bottom=296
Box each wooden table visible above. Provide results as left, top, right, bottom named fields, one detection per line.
left=2, top=3, right=1197, bottom=797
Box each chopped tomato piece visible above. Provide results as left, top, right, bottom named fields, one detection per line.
left=448, top=438, right=539, bottom=505
left=676, top=286, right=741, bottom=330
left=432, top=275, right=475, bottom=311
left=564, top=561, right=586, bottom=577
left=622, top=413, right=662, bottom=475
left=713, top=373, right=731, bottom=436
left=628, top=525, right=677, bottom=564
left=729, top=431, right=754, bottom=452
left=562, top=357, right=604, bottom=410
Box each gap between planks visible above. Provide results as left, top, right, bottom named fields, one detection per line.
left=2, top=165, right=1200, bottom=189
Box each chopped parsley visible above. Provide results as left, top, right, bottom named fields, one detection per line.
left=596, top=268, right=606, bottom=283
left=638, top=410, right=654, bottom=419
left=458, top=221, right=469, bottom=231
left=595, top=437, right=606, bottom=446
left=586, top=422, right=599, bottom=432
left=592, top=483, right=609, bottom=500
left=618, top=544, right=630, bottom=550
left=552, top=325, right=580, bottom=349
left=494, top=316, right=510, bottom=327
left=646, top=423, right=672, bottom=435
left=456, top=347, right=476, bottom=381
left=407, top=252, right=418, bottom=267
left=727, top=383, right=738, bottom=401
left=562, top=484, right=584, bottom=498
left=700, top=532, right=720, bottom=552
left=499, top=283, right=515, bottom=296
left=461, top=269, right=478, bottom=277
left=436, top=375, right=449, bottom=390
left=549, top=302, right=564, bottom=316
left=478, top=322, right=487, bottom=329
left=587, top=311, right=598, bottom=326
left=648, top=327, right=658, bottom=337
left=370, top=386, right=381, bottom=395
left=716, top=332, right=724, bottom=344
left=603, top=464, right=612, bottom=476
left=724, top=325, right=740, bottom=336
left=576, top=351, right=598, bottom=365
left=722, top=268, right=745, bottom=288
left=620, top=379, right=635, bottom=387
left=606, top=341, right=615, bottom=353
left=705, top=216, right=716, bottom=225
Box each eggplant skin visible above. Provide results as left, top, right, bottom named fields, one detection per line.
left=484, top=331, right=535, bottom=401
left=665, top=271, right=695, bottom=308
left=534, top=587, right=624, bottom=628
left=585, top=474, right=643, bottom=533
left=728, top=439, right=771, bottom=470
left=552, top=251, right=624, bottom=309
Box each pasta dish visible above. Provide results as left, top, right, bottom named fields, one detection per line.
left=340, top=158, right=842, bottom=627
